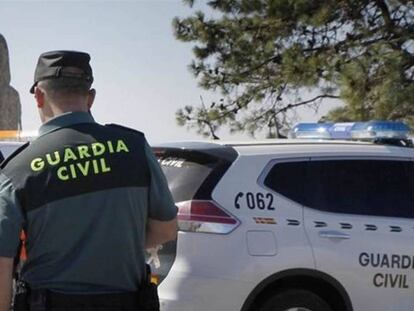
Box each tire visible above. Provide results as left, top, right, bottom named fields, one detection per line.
left=260, top=289, right=333, bottom=311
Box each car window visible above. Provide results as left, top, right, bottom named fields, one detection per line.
left=306, top=159, right=414, bottom=218
left=157, top=155, right=216, bottom=203
left=264, top=161, right=308, bottom=205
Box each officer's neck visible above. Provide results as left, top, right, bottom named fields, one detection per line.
left=41, top=101, right=90, bottom=124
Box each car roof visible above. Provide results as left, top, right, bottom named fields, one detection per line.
left=154, top=139, right=414, bottom=158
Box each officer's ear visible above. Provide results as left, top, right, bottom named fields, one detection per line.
left=87, top=88, right=96, bottom=109
left=34, top=86, right=45, bottom=108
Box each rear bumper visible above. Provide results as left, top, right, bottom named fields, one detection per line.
left=157, top=231, right=257, bottom=311
left=159, top=269, right=252, bottom=311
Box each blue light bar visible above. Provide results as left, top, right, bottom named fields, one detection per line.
left=290, top=123, right=333, bottom=139
left=350, top=121, right=410, bottom=140
left=289, top=121, right=411, bottom=142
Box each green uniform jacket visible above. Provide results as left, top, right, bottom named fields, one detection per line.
left=0, top=111, right=177, bottom=293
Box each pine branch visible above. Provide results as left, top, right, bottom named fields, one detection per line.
left=199, top=95, right=220, bottom=140
left=275, top=94, right=340, bottom=115
left=374, top=0, right=395, bottom=30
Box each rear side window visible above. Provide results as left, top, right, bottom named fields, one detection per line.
left=157, top=155, right=216, bottom=203
left=306, top=159, right=414, bottom=218
left=264, top=159, right=414, bottom=218
left=264, top=161, right=307, bottom=205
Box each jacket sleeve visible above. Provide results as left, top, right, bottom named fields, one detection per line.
left=0, top=173, right=24, bottom=257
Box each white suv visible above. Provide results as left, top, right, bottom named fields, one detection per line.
left=149, top=139, right=414, bottom=311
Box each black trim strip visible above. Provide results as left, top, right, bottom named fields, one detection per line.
left=365, top=224, right=377, bottom=231
left=314, top=221, right=327, bottom=228
left=390, top=226, right=402, bottom=233
left=287, top=219, right=300, bottom=226
left=340, top=223, right=353, bottom=229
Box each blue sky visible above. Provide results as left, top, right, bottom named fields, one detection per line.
left=0, top=0, right=338, bottom=143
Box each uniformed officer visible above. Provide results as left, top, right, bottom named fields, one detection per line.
left=0, top=51, right=177, bottom=311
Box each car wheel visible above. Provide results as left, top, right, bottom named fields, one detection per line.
left=260, top=289, right=333, bottom=311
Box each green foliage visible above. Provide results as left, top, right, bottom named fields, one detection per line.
left=174, top=0, right=414, bottom=138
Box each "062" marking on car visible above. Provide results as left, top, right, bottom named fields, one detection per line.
left=234, top=192, right=275, bottom=210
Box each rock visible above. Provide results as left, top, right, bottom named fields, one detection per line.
left=0, top=34, right=21, bottom=130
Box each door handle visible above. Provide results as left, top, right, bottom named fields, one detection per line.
left=319, top=230, right=350, bottom=240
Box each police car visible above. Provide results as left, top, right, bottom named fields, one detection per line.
left=149, top=121, right=414, bottom=311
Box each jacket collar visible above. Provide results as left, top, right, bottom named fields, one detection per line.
left=38, top=111, right=95, bottom=137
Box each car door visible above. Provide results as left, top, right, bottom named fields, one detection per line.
left=303, top=157, right=414, bottom=311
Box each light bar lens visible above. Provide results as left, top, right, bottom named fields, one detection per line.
left=290, top=123, right=333, bottom=139
left=351, top=121, right=410, bottom=139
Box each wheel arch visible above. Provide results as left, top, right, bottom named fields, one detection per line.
left=240, top=268, right=353, bottom=311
